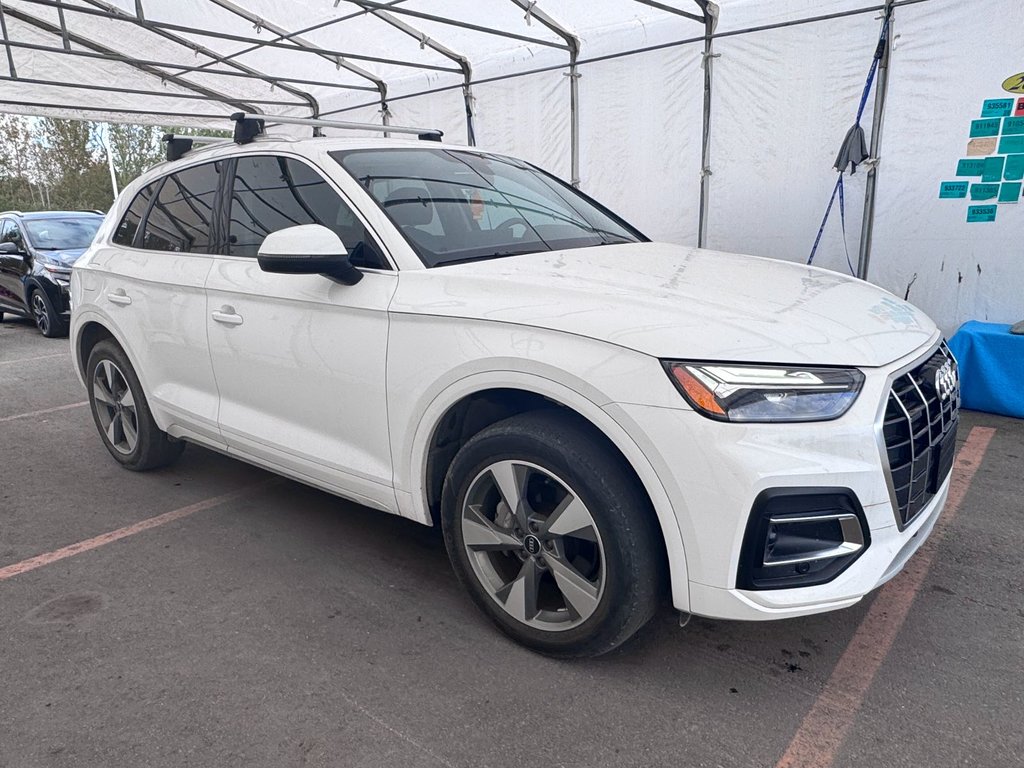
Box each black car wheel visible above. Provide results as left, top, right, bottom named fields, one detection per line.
left=86, top=339, right=186, bottom=471
left=441, top=411, right=664, bottom=658
left=30, top=288, right=65, bottom=338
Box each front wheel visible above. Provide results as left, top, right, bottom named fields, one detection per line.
left=441, top=411, right=664, bottom=658
left=86, top=340, right=185, bottom=470
left=30, top=288, right=65, bottom=338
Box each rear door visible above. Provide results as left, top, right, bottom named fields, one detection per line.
left=87, top=164, right=224, bottom=446
left=205, top=154, right=398, bottom=511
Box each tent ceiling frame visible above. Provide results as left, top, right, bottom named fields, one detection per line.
left=342, top=0, right=570, bottom=52
left=0, top=97, right=232, bottom=120
left=78, top=0, right=322, bottom=118
left=1, top=4, right=258, bottom=113
left=633, top=0, right=706, bottom=24
left=184, top=0, right=409, bottom=78
left=0, top=38, right=380, bottom=92
left=0, top=74, right=308, bottom=106
left=363, top=6, right=477, bottom=144
left=11, top=0, right=461, bottom=75
left=199, top=0, right=392, bottom=135
left=0, top=2, right=17, bottom=76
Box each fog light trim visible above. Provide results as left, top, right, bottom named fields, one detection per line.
left=738, top=487, right=871, bottom=590
left=763, top=513, right=865, bottom=566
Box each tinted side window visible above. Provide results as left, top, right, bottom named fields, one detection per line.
left=0, top=220, right=9, bottom=241
left=228, top=156, right=387, bottom=269
left=141, top=162, right=222, bottom=252
left=113, top=182, right=159, bottom=247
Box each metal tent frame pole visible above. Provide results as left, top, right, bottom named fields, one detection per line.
left=506, top=0, right=581, bottom=186
left=2, top=5, right=259, bottom=114
left=80, top=0, right=322, bottom=119
left=697, top=1, right=718, bottom=248
left=856, top=0, right=895, bottom=281
left=201, top=0, right=392, bottom=132
left=364, top=7, right=477, bottom=145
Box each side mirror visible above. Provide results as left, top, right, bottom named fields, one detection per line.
left=0, top=241, right=19, bottom=255
left=257, top=224, right=363, bottom=285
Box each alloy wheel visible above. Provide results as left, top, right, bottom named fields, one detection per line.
left=92, top=359, right=139, bottom=455
left=31, top=292, right=49, bottom=335
left=461, top=460, right=606, bottom=631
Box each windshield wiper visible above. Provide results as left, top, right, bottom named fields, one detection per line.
left=434, top=250, right=534, bottom=267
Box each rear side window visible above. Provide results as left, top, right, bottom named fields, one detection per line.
left=141, top=161, right=223, bottom=252
left=227, top=155, right=387, bottom=269
left=112, top=182, right=158, bottom=247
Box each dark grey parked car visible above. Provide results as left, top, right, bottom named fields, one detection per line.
left=0, top=210, right=103, bottom=336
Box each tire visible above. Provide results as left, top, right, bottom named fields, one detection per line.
left=441, top=410, right=663, bottom=658
left=30, top=288, right=66, bottom=338
left=86, top=339, right=185, bottom=471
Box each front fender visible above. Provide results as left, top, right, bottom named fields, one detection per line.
left=401, top=368, right=692, bottom=613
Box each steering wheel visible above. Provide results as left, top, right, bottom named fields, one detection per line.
left=495, top=217, right=530, bottom=238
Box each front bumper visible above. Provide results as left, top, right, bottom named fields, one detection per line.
left=605, top=341, right=953, bottom=621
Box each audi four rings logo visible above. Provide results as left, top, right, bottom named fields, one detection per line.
left=935, top=360, right=957, bottom=401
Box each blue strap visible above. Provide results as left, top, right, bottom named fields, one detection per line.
left=808, top=12, right=890, bottom=271
left=807, top=175, right=843, bottom=266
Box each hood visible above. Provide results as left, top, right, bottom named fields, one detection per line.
left=38, top=247, right=88, bottom=268
left=391, top=243, right=937, bottom=367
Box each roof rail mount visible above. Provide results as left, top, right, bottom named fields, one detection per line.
left=162, top=133, right=230, bottom=162
left=230, top=113, right=265, bottom=145
left=231, top=112, right=444, bottom=142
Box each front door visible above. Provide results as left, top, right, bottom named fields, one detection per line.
left=206, top=154, right=398, bottom=512
left=0, top=219, right=30, bottom=314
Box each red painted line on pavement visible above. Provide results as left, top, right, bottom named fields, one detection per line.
left=0, top=484, right=267, bottom=582
left=775, top=426, right=996, bottom=768
left=0, top=352, right=69, bottom=366
left=0, top=401, right=88, bottom=423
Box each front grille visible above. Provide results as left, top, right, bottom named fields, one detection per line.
left=881, top=342, right=960, bottom=528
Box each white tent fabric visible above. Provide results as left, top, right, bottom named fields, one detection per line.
left=1, top=0, right=1020, bottom=334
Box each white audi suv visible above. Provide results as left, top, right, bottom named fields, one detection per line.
left=70, top=120, right=959, bottom=657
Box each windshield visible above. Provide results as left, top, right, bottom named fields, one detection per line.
left=24, top=217, right=102, bottom=250
left=332, top=149, right=645, bottom=267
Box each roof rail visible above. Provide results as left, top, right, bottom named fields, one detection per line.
left=1, top=210, right=25, bottom=217
left=231, top=112, right=444, bottom=144
left=160, top=112, right=447, bottom=162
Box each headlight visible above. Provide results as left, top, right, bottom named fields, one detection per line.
left=663, top=362, right=864, bottom=423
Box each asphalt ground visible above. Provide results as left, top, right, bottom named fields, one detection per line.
left=1, top=315, right=1022, bottom=768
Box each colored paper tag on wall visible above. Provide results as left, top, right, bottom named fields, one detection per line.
left=967, top=138, right=997, bottom=156
left=1004, top=154, right=1024, bottom=181
left=1016, top=97, right=1024, bottom=117
left=956, top=158, right=987, bottom=176
left=1002, top=117, right=1024, bottom=135
left=982, top=98, right=1014, bottom=117
left=938, top=181, right=969, bottom=198
left=998, top=182, right=1022, bottom=203
left=999, top=135, right=1024, bottom=153
left=1003, top=73, right=1024, bottom=94
left=967, top=205, right=997, bottom=222
left=970, top=183, right=1000, bottom=200
left=970, top=118, right=1001, bottom=137
left=982, top=156, right=1005, bottom=182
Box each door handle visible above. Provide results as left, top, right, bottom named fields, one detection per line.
left=107, top=289, right=131, bottom=306
left=211, top=307, right=244, bottom=326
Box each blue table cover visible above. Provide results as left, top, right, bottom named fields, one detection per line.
left=947, top=320, right=1024, bottom=419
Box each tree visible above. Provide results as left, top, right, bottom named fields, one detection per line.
left=38, top=117, right=114, bottom=211
left=0, top=115, right=45, bottom=210
left=107, top=123, right=164, bottom=191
